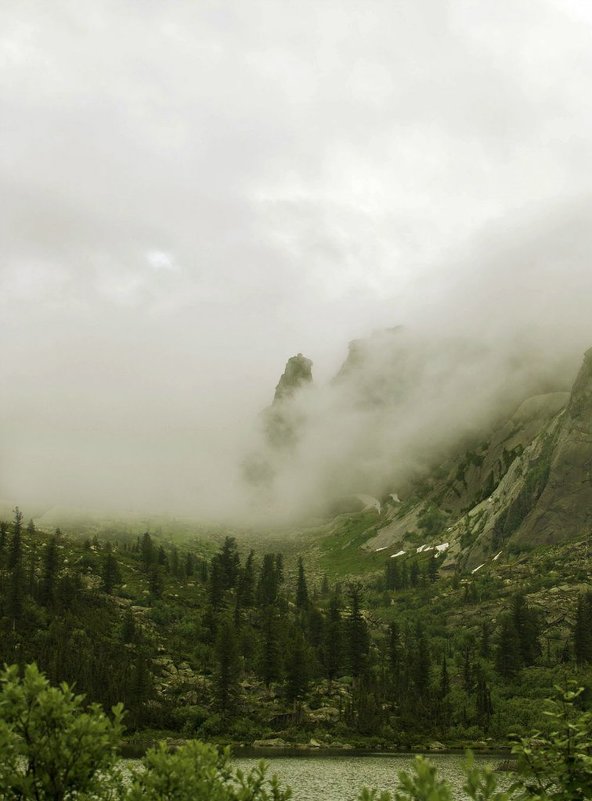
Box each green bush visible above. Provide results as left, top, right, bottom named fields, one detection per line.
left=2, top=665, right=592, bottom=801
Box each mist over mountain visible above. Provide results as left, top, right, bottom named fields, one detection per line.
left=3, top=1, right=592, bottom=522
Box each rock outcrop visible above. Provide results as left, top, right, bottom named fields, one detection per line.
left=516, top=348, right=592, bottom=545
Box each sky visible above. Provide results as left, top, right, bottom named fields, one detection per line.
left=2, top=0, right=592, bottom=520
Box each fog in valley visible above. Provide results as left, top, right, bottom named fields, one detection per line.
left=2, top=1, right=592, bottom=525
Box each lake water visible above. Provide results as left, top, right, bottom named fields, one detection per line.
left=232, top=754, right=503, bottom=801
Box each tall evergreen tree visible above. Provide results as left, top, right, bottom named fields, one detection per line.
left=574, top=592, right=592, bottom=665
left=140, top=532, right=155, bottom=569
left=512, top=593, right=541, bottom=667
left=258, top=608, right=283, bottom=688
left=39, top=537, right=59, bottom=606
left=285, top=629, right=309, bottom=703
left=257, top=554, right=279, bottom=607
left=388, top=621, right=402, bottom=693
left=101, top=550, right=121, bottom=595
left=214, top=615, right=241, bottom=714
left=237, top=550, right=256, bottom=609
left=323, top=595, right=342, bottom=685
left=414, top=624, right=431, bottom=697
left=347, top=584, right=369, bottom=678
left=295, top=557, right=309, bottom=610
left=8, top=507, right=23, bottom=570
left=495, top=616, right=523, bottom=679
left=439, top=655, right=450, bottom=698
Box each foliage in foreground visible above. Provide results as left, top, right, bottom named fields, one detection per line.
left=1, top=665, right=592, bottom=800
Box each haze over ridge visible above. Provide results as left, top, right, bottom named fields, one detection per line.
left=1, top=1, right=592, bottom=521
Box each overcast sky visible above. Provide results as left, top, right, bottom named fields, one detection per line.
left=2, top=0, right=592, bottom=518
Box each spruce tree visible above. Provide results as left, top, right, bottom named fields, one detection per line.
left=39, top=537, right=59, bottom=606
left=347, top=583, right=369, bottom=678
left=495, top=616, right=523, bottom=678
left=285, top=629, right=309, bottom=703
left=140, top=532, right=155, bottom=569
left=439, top=655, right=450, bottom=698
left=323, top=595, right=342, bottom=685
left=414, top=623, right=431, bottom=697
left=295, top=557, right=309, bottom=610
left=512, top=593, right=541, bottom=666
left=101, top=551, right=121, bottom=595
left=214, top=615, right=241, bottom=714
left=574, top=592, right=592, bottom=665
left=388, top=621, right=402, bottom=693
left=238, top=550, right=256, bottom=609
left=258, top=608, right=283, bottom=688
left=257, top=554, right=279, bottom=607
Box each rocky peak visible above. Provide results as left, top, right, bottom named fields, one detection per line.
left=273, top=353, right=313, bottom=403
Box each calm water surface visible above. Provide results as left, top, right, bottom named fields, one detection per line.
left=232, top=754, right=502, bottom=801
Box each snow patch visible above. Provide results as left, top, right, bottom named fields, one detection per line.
left=390, top=550, right=406, bottom=558
left=471, top=563, right=485, bottom=574
left=493, top=551, right=502, bottom=561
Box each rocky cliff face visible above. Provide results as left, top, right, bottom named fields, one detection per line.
left=516, top=348, right=592, bottom=545
left=265, top=354, right=313, bottom=449
left=273, top=354, right=313, bottom=403
left=365, top=346, right=592, bottom=569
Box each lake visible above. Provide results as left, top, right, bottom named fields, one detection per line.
left=232, top=753, right=504, bottom=801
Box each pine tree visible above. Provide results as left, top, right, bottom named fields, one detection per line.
left=7, top=507, right=25, bottom=624
left=148, top=565, right=164, bottom=599
left=157, top=546, right=168, bottom=570
left=512, top=593, right=541, bottom=666
left=121, top=609, right=137, bottom=643
left=101, top=550, right=121, bottom=594
left=574, top=592, right=592, bottom=665
left=8, top=507, right=23, bottom=570
left=439, top=655, right=450, bottom=698
left=208, top=558, right=226, bottom=610
left=170, top=546, right=180, bottom=577
left=218, top=537, right=240, bottom=590
left=258, top=608, right=283, bottom=688
left=428, top=556, right=439, bottom=583
left=323, top=595, right=342, bottom=685
left=39, top=537, right=59, bottom=606
left=414, top=624, right=431, bottom=696
left=388, top=622, right=402, bottom=693
left=257, top=554, right=279, bottom=607
left=480, top=621, right=492, bottom=659
left=237, top=550, right=256, bottom=609
left=475, top=664, right=493, bottom=730
left=0, top=520, right=7, bottom=567
left=495, top=616, right=523, bottom=679
left=185, top=552, right=195, bottom=577
left=285, top=629, right=309, bottom=703
left=347, top=583, right=369, bottom=678
left=214, top=615, right=241, bottom=714
left=295, top=557, right=309, bottom=610
left=140, top=532, right=155, bottom=569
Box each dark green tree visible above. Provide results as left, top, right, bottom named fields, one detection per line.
left=285, top=629, right=309, bottom=703
left=323, top=595, right=342, bottom=685
left=258, top=608, right=283, bottom=688
left=347, top=583, right=369, bottom=678
left=495, top=615, right=523, bottom=679
left=101, top=550, right=121, bottom=595
left=39, top=537, right=59, bottom=607
left=257, top=554, right=279, bottom=607
left=140, top=532, right=155, bottom=569
left=214, top=615, right=241, bottom=715
left=295, top=557, right=309, bottom=610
